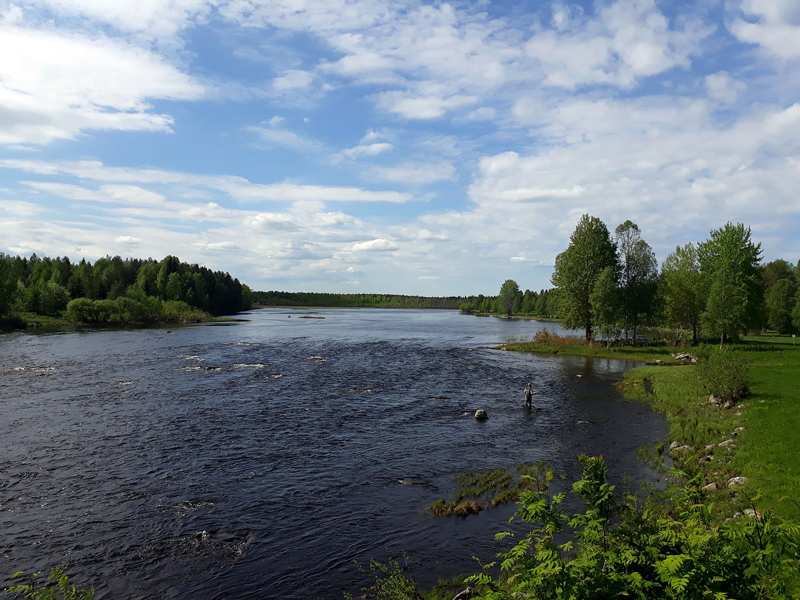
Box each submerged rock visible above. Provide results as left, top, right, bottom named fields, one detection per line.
left=474, top=409, right=488, bottom=421
left=453, top=501, right=482, bottom=516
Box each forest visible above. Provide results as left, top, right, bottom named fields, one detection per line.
left=251, top=290, right=479, bottom=310
left=0, top=253, right=252, bottom=326
left=487, top=218, right=799, bottom=345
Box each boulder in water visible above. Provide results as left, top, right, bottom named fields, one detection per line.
left=474, top=409, right=488, bottom=421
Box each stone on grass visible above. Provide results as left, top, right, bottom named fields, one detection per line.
left=727, top=476, right=749, bottom=487
left=703, top=483, right=719, bottom=491
left=718, top=439, right=736, bottom=448
left=669, top=441, right=681, bottom=451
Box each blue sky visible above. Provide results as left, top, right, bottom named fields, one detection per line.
left=1, top=0, right=799, bottom=295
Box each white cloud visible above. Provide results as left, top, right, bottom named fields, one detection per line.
left=1, top=159, right=414, bottom=203
left=729, top=0, right=800, bottom=60
left=337, top=142, right=393, bottom=159
left=13, top=0, right=212, bottom=42
left=115, top=235, right=142, bottom=244
left=467, top=107, right=497, bottom=121
left=0, top=199, right=42, bottom=216
left=705, top=72, right=746, bottom=104
left=204, top=241, right=241, bottom=250
left=374, top=161, right=456, bottom=184
left=0, top=24, right=204, bottom=145
left=349, top=238, right=398, bottom=251
left=525, top=0, right=712, bottom=89
left=248, top=124, right=323, bottom=152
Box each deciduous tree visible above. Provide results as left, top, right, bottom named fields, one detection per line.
left=499, top=279, right=520, bottom=317
left=662, top=243, right=704, bottom=344
left=698, top=223, right=763, bottom=335
left=615, top=221, right=658, bottom=341
left=551, top=215, right=618, bottom=340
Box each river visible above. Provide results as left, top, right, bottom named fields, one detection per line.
left=0, top=309, right=667, bottom=599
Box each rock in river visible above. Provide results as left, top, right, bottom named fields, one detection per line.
left=474, top=409, right=488, bottom=421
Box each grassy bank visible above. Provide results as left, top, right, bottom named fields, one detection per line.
left=501, top=334, right=800, bottom=521
left=463, top=311, right=559, bottom=321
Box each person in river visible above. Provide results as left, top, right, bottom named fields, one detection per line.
left=524, top=383, right=535, bottom=407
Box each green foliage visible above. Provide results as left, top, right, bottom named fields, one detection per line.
left=765, top=279, right=797, bottom=334
left=344, top=557, right=423, bottom=600
left=5, top=569, right=93, bottom=600
left=615, top=221, right=659, bottom=339
left=468, top=457, right=800, bottom=600
left=698, top=222, right=763, bottom=332
left=662, top=243, right=705, bottom=344
left=696, top=348, right=750, bottom=402
left=590, top=266, right=621, bottom=343
left=704, top=266, right=748, bottom=348
left=794, top=293, right=800, bottom=332
left=429, top=463, right=559, bottom=516
left=498, top=279, right=520, bottom=317
left=0, top=252, right=251, bottom=327
left=551, top=214, right=618, bottom=341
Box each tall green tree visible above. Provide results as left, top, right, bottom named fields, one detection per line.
left=793, top=291, right=800, bottom=332
left=551, top=214, right=618, bottom=340
left=762, top=259, right=796, bottom=292
left=591, top=266, right=622, bottom=347
left=705, top=265, right=748, bottom=349
left=662, top=243, right=705, bottom=344
left=614, top=221, right=658, bottom=340
left=0, top=254, right=18, bottom=317
left=766, top=279, right=797, bottom=334
left=698, top=223, right=763, bottom=335
left=499, top=279, right=520, bottom=317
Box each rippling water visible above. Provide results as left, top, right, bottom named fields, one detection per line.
left=0, top=309, right=667, bottom=599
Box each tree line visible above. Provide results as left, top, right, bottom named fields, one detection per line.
left=548, top=215, right=799, bottom=346
left=251, top=290, right=476, bottom=310
left=0, top=253, right=253, bottom=325
left=459, top=286, right=556, bottom=319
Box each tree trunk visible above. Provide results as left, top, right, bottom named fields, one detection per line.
left=692, top=318, right=697, bottom=345
left=720, top=332, right=724, bottom=350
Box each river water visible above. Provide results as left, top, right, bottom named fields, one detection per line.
left=0, top=309, right=667, bottom=599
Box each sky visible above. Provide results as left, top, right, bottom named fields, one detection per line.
left=0, top=0, right=799, bottom=295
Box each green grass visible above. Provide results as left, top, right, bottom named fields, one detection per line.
left=501, top=340, right=683, bottom=364
left=504, top=336, right=800, bottom=521
left=428, top=462, right=557, bottom=516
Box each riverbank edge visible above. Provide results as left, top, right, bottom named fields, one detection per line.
left=0, top=312, right=246, bottom=333
left=499, top=339, right=797, bottom=521
left=461, top=311, right=559, bottom=321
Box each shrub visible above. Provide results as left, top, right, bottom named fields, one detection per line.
left=696, top=348, right=750, bottom=402
left=6, top=568, right=93, bottom=599
left=468, top=456, right=800, bottom=600
left=532, top=327, right=588, bottom=346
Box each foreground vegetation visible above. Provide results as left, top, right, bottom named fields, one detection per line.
left=0, top=253, right=252, bottom=328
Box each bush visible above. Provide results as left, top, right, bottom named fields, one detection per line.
left=467, top=456, right=800, bottom=600
left=6, top=568, right=93, bottom=599
left=532, top=327, right=588, bottom=346
left=696, top=348, right=750, bottom=402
